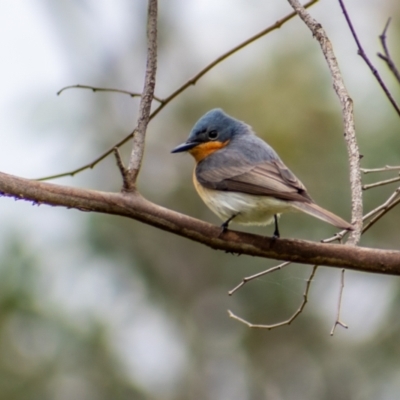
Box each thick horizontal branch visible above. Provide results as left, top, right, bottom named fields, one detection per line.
left=0, top=171, right=399, bottom=273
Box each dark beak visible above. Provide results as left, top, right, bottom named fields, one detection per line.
left=171, top=140, right=199, bottom=153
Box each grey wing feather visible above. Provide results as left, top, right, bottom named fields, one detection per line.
left=196, top=158, right=313, bottom=203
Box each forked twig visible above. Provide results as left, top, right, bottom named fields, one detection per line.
left=377, top=18, right=400, bottom=85
left=35, top=0, right=319, bottom=182
left=324, top=186, right=400, bottom=243
left=330, top=269, right=348, bottom=335
left=337, top=0, right=400, bottom=117
left=57, top=84, right=164, bottom=103
left=228, top=265, right=318, bottom=330
left=362, top=189, right=400, bottom=234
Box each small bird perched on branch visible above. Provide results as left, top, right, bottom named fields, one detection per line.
left=172, top=109, right=353, bottom=238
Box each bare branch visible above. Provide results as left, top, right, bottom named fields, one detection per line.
left=125, top=0, right=158, bottom=189
left=337, top=0, right=400, bottom=117
left=113, top=148, right=130, bottom=190
left=228, top=265, right=318, bottom=330
left=1, top=171, right=400, bottom=272
left=228, top=261, right=291, bottom=296
left=361, top=165, right=400, bottom=174
left=363, top=176, right=400, bottom=191
left=324, top=187, right=400, bottom=243
left=362, top=189, right=400, bottom=234
left=286, top=0, right=363, bottom=246
left=57, top=84, right=163, bottom=103
left=36, top=0, right=319, bottom=182
left=377, top=18, right=400, bottom=85
left=330, top=269, right=348, bottom=335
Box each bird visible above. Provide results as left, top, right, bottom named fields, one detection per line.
left=171, top=109, right=353, bottom=238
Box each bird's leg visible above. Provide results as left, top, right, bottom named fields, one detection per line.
left=272, top=214, right=280, bottom=239
left=220, top=213, right=238, bottom=235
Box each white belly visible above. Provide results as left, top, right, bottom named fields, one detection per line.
left=195, top=183, right=296, bottom=226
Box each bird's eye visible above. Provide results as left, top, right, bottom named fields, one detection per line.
left=208, top=130, right=218, bottom=140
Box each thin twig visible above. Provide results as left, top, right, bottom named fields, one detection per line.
left=337, top=0, right=400, bottom=117
left=228, top=261, right=291, bottom=296
left=57, top=84, right=164, bottom=103
left=124, top=0, right=158, bottom=189
left=363, top=175, right=400, bottom=190
left=35, top=0, right=319, bottom=182
left=361, top=165, right=400, bottom=174
left=362, top=189, right=400, bottom=234
left=330, top=269, right=348, bottom=335
left=377, top=18, right=400, bottom=85
left=113, top=147, right=130, bottom=189
left=228, top=265, right=318, bottom=330
left=324, top=186, right=400, bottom=243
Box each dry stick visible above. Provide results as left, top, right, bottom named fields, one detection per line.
left=361, top=165, right=400, bottom=174
left=113, top=148, right=130, bottom=189
left=363, top=191, right=400, bottom=234
left=324, top=187, right=400, bottom=243
left=228, top=265, right=318, bottom=329
left=228, top=261, right=291, bottom=296
left=36, top=0, right=319, bottom=182
left=57, top=84, right=164, bottom=103
left=337, top=0, right=400, bottom=117
left=125, top=0, right=158, bottom=189
left=363, top=176, right=400, bottom=190
left=377, top=18, right=400, bottom=85
left=330, top=268, right=348, bottom=335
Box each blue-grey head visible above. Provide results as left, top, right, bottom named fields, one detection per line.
left=171, top=109, right=252, bottom=160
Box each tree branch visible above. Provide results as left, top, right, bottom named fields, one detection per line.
left=0, top=171, right=400, bottom=272
left=337, top=0, right=400, bottom=117
left=286, top=0, right=363, bottom=246
left=377, top=18, right=400, bottom=85
left=57, top=84, right=164, bottom=103
left=124, top=0, right=158, bottom=189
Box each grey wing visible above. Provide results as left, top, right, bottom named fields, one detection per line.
left=196, top=158, right=313, bottom=203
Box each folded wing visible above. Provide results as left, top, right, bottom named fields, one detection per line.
left=196, top=158, right=313, bottom=202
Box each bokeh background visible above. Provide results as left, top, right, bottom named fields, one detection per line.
left=0, top=1, right=400, bottom=399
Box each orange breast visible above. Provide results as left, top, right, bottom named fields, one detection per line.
left=188, top=140, right=229, bottom=162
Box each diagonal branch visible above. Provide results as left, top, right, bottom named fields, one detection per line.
left=1, top=171, right=400, bottom=272
left=286, top=0, right=363, bottom=246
